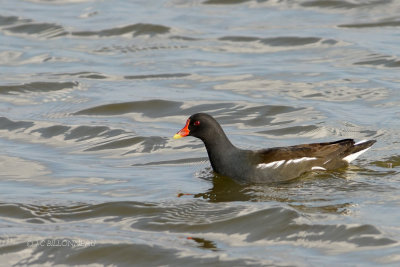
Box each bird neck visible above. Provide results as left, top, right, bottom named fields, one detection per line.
left=200, top=129, right=238, bottom=173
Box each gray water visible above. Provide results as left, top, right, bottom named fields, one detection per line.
left=1, top=0, right=400, bottom=266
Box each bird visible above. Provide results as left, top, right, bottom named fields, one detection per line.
left=173, top=113, right=376, bottom=183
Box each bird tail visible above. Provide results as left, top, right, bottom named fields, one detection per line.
left=342, top=139, right=376, bottom=163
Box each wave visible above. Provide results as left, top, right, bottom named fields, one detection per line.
left=220, top=35, right=337, bottom=47
left=301, top=0, right=391, bottom=9
left=0, top=15, right=171, bottom=39
left=72, top=23, right=170, bottom=38
left=339, top=18, right=400, bottom=28
left=354, top=54, right=400, bottom=68
left=0, top=117, right=167, bottom=153
left=1, top=201, right=395, bottom=248
left=203, top=0, right=252, bottom=5
left=0, top=81, right=79, bottom=95
left=75, top=99, right=305, bottom=127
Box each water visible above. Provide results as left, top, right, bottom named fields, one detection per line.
left=1, top=0, right=400, bottom=265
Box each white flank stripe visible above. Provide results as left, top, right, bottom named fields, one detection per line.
left=257, top=157, right=317, bottom=169
left=311, top=166, right=326, bottom=171
left=343, top=147, right=371, bottom=163
left=355, top=139, right=368, bottom=145
left=257, top=160, right=285, bottom=169
left=286, top=157, right=317, bottom=164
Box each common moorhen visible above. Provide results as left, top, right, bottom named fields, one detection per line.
left=174, top=113, right=376, bottom=183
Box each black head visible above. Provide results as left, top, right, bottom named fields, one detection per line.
left=173, top=113, right=224, bottom=141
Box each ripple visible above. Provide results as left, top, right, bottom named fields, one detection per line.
left=30, top=125, right=71, bottom=138
left=124, top=73, right=190, bottom=80
left=74, top=99, right=306, bottom=127
left=4, top=23, right=67, bottom=38
left=258, top=125, right=320, bottom=137
left=0, top=15, right=67, bottom=39
left=0, top=155, right=50, bottom=181
left=72, top=23, right=170, bottom=38
left=0, top=116, right=175, bottom=156
left=213, top=77, right=389, bottom=101
left=194, top=174, right=254, bottom=202
left=3, top=241, right=257, bottom=266
left=0, top=81, right=79, bottom=95
left=219, top=35, right=336, bottom=47
left=170, top=35, right=201, bottom=41
left=371, top=155, right=400, bottom=169
left=94, top=44, right=188, bottom=54
left=301, top=0, right=391, bottom=9
left=131, top=202, right=396, bottom=247
left=53, top=72, right=109, bottom=80
left=0, top=117, right=34, bottom=131
left=30, top=123, right=128, bottom=143
left=203, top=0, right=252, bottom=5
left=354, top=54, right=400, bottom=68
left=0, top=117, right=137, bottom=151
left=0, top=15, right=171, bottom=40
left=261, top=36, right=322, bottom=47
left=339, top=18, right=400, bottom=28
left=74, top=99, right=182, bottom=117
left=0, top=199, right=397, bottom=265
left=74, top=100, right=239, bottom=118
left=19, top=202, right=156, bottom=220
left=1, top=0, right=399, bottom=265
left=0, top=15, right=30, bottom=26
left=132, top=157, right=208, bottom=167
left=0, top=201, right=164, bottom=225
left=86, top=136, right=167, bottom=153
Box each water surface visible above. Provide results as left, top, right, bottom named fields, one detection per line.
left=1, top=0, right=400, bottom=265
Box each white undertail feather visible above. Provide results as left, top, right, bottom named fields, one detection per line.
left=343, top=147, right=371, bottom=163
left=354, top=139, right=368, bottom=145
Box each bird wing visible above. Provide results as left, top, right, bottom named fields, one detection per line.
left=256, top=139, right=356, bottom=165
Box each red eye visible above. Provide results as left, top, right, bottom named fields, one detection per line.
left=194, top=120, right=200, bottom=126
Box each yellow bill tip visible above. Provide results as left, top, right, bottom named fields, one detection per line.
left=173, top=134, right=183, bottom=139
